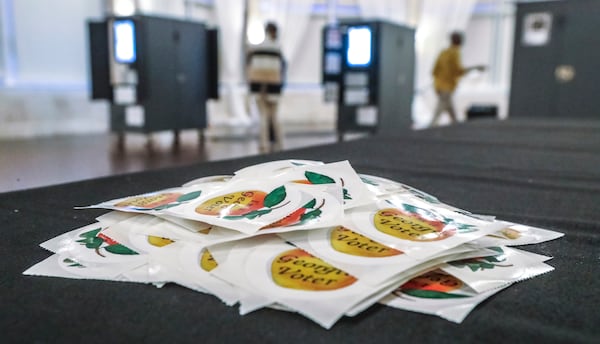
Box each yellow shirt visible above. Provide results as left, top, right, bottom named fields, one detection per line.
left=432, top=46, right=465, bottom=92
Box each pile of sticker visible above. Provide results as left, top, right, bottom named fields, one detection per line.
left=24, top=160, right=563, bottom=329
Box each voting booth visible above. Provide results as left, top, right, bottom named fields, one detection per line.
left=323, top=20, right=414, bottom=140
left=88, top=15, right=218, bottom=145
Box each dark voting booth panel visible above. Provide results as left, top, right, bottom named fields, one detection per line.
left=88, top=16, right=218, bottom=137
left=509, top=0, right=600, bottom=119
left=323, top=20, right=415, bottom=140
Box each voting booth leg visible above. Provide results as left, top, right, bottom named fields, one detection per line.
left=173, top=130, right=181, bottom=151
left=198, top=129, right=205, bottom=148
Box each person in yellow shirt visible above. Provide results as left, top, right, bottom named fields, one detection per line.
left=430, top=32, right=485, bottom=127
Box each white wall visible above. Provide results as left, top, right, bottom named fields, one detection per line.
left=0, top=0, right=109, bottom=138
left=0, top=1, right=4, bottom=79
left=12, top=0, right=104, bottom=85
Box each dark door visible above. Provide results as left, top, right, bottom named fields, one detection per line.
left=555, top=1, right=600, bottom=119
left=138, top=16, right=178, bottom=131
left=509, top=2, right=565, bottom=118
left=174, top=21, right=207, bottom=129
left=510, top=0, right=600, bottom=119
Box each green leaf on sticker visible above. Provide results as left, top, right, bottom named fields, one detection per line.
left=402, top=289, right=469, bottom=299
left=244, top=208, right=272, bottom=219
left=264, top=186, right=286, bottom=208
left=484, top=256, right=503, bottom=263
left=79, top=228, right=102, bottom=239
left=104, top=244, right=138, bottom=255
left=63, top=258, right=84, bottom=268
left=302, top=198, right=317, bottom=209
left=360, top=176, right=378, bottom=186
left=467, top=263, right=482, bottom=272
left=480, top=262, right=496, bottom=269
left=488, top=246, right=505, bottom=254
left=305, top=171, right=335, bottom=185
left=176, top=191, right=202, bottom=202
left=223, top=208, right=273, bottom=220
left=343, top=188, right=352, bottom=200
left=222, top=215, right=245, bottom=220
left=457, top=224, right=477, bottom=233
left=79, top=236, right=103, bottom=249
left=152, top=203, right=180, bottom=211
left=300, top=209, right=322, bottom=222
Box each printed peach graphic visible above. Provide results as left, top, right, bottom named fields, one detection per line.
left=329, top=226, right=403, bottom=257
left=195, top=190, right=267, bottom=216
left=402, top=270, right=463, bottom=293
left=115, top=193, right=182, bottom=209
left=260, top=198, right=324, bottom=230
left=373, top=208, right=454, bottom=241
left=270, top=248, right=357, bottom=291
left=147, top=235, right=175, bottom=247
left=293, top=171, right=352, bottom=200
left=76, top=228, right=138, bottom=257
left=195, top=186, right=288, bottom=219
left=396, top=270, right=468, bottom=299
left=200, top=249, right=218, bottom=272
left=449, top=247, right=512, bottom=272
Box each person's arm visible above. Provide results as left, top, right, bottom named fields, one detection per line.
left=452, top=50, right=485, bottom=76
left=464, top=65, right=486, bottom=72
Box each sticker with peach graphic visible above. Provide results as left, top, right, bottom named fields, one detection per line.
left=166, top=183, right=304, bottom=234
left=76, top=226, right=139, bottom=257
left=79, top=187, right=204, bottom=213
left=328, top=225, right=403, bottom=258
left=379, top=269, right=509, bottom=323
left=179, top=191, right=340, bottom=247
left=38, top=222, right=149, bottom=268
left=270, top=248, right=357, bottom=291
left=281, top=224, right=456, bottom=286
left=373, top=203, right=477, bottom=242
left=240, top=238, right=391, bottom=328
left=260, top=198, right=325, bottom=229
left=286, top=161, right=374, bottom=209
left=195, top=187, right=287, bottom=219
left=293, top=171, right=353, bottom=201
left=393, top=270, right=470, bottom=299
left=448, top=246, right=511, bottom=272
left=441, top=246, right=555, bottom=293
left=232, top=161, right=372, bottom=210
left=349, top=197, right=506, bottom=259
left=114, top=191, right=202, bottom=210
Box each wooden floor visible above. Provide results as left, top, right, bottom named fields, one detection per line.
left=0, top=128, right=342, bottom=193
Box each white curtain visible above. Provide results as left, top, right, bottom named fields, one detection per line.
left=412, top=0, right=477, bottom=127
left=261, top=0, right=313, bottom=82
left=214, top=0, right=249, bottom=125
left=211, top=0, right=313, bottom=127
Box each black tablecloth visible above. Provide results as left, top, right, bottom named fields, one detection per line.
left=2, top=119, right=599, bottom=343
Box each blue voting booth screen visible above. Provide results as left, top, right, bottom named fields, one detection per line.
left=113, top=19, right=136, bottom=64
left=346, top=26, right=372, bottom=67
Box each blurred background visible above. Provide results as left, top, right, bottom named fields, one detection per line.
left=0, top=0, right=511, bottom=138
left=1, top=0, right=596, bottom=192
